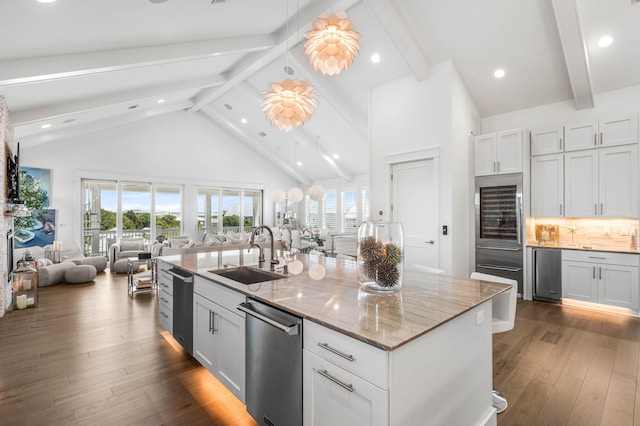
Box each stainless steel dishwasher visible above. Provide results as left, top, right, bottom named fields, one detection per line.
left=533, top=248, right=562, bottom=303
left=237, top=299, right=302, bottom=426
left=167, top=268, right=194, bottom=355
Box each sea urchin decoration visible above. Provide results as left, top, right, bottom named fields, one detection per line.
left=359, top=236, right=384, bottom=262
left=262, top=79, right=318, bottom=132
left=382, top=243, right=403, bottom=266
left=375, top=262, right=400, bottom=288
left=304, top=11, right=360, bottom=76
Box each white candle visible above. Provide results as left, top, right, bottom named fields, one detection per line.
left=27, top=298, right=34, bottom=306
left=23, top=279, right=31, bottom=291
left=53, top=241, right=62, bottom=251
left=16, top=294, right=27, bottom=309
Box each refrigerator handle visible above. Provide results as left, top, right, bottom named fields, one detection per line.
left=516, top=193, right=523, bottom=245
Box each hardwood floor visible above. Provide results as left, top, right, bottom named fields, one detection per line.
left=3, top=271, right=640, bottom=425
left=0, top=270, right=257, bottom=426
left=495, top=299, right=640, bottom=426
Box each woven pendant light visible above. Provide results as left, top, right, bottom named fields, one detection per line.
left=304, top=11, right=360, bottom=76
left=263, top=79, right=318, bottom=132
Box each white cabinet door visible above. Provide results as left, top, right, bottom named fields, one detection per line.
left=564, top=150, right=599, bottom=217
left=474, top=133, right=497, bottom=176
left=303, top=350, right=388, bottom=426
left=599, top=145, right=639, bottom=218
left=598, top=264, right=639, bottom=310
left=531, top=127, right=563, bottom=156
left=193, top=293, right=246, bottom=402
left=562, top=261, right=598, bottom=302
left=216, top=304, right=245, bottom=402
left=530, top=154, right=564, bottom=217
left=193, top=293, right=216, bottom=371
left=496, top=129, right=523, bottom=174
left=600, top=115, right=638, bottom=147
left=565, top=121, right=598, bottom=151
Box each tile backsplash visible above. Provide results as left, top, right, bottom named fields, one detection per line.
left=527, top=218, right=640, bottom=250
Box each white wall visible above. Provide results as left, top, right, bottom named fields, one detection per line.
left=482, top=84, right=640, bottom=133
left=370, top=61, right=479, bottom=275
left=19, top=110, right=295, bottom=243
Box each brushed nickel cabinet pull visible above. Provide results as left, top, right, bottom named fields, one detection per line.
left=594, top=133, right=597, bottom=146
left=317, top=369, right=354, bottom=392
left=600, top=131, right=603, bottom=145
left=593, top=266, right=596, bottom=279
left=560, top=137, right=563, bottom=150
left=317, top=342, right=354, bottom=361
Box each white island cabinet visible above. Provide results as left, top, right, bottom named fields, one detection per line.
left=157, top=259, right=173, bottom=333
left=303, top=302, right=495, bottom=426
left=193, top=276, right=246, bottom=402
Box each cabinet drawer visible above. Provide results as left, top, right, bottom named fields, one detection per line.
left=159, top=305, right=173, bottom=333
left=158, top=274, right=173, bottom=295
left=159, top=289, right=173, bottom=310
left=304, top=320, right=388, bottom=389
left=562, top=250, right=639, bottom=267
left=194, top=276, right=245, bottom=313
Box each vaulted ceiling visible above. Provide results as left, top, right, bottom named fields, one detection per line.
left=2, top=0, right=640, bottom=184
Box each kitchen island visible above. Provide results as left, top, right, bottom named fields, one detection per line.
left=159, top=251, right=509, bottom=426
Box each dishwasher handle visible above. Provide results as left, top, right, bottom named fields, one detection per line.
left=166, top=269, right=194, bottom=283
left=237, top=302, right=299, bottom=336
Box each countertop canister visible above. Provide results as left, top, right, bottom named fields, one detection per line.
left=357, top=221, right=404, bottom=292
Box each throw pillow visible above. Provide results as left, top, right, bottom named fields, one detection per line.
left=120, top=240, right=143, bottom=251
left=168, top=238, right=187, bottom=248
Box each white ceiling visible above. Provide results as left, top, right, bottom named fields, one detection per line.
left=2, top=0, right=640, bottom=183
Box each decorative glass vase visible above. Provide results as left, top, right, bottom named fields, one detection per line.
left=357, top=221, right=404, bottom=292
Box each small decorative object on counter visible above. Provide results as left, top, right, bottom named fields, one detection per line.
left=357, top=221, right=404, bottom=292
left=12, top=252, right=38, bottom=310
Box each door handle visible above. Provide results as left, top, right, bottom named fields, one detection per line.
left=425, top=240, right=435, bottom=244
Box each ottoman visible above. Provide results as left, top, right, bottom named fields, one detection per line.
left=38, top=261, right=76, bottom=287
left=65, top=265, right=97, bottom=284
left=71, top=256, right=107, bottom=273
left=112, top=258, right=141, bottom=274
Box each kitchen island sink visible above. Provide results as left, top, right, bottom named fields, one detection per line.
left=209, top=266, right=283, bottom=284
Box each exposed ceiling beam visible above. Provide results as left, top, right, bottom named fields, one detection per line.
left=0, top=35, right=274, bottom=86
left=17, top=100, right=193, bottom=148
left=362, top=0, right=430, bottom=81
left=199, top=106, right=311, bottom=185
left=11, top=76, right=224, bottom=126
left=284, top=53, right=368, bottom=140
left=233, top=81, right=354, bottom=182
left=188, top=0, right=362, bottom=112
left=551, top=0, right=595, bottom=109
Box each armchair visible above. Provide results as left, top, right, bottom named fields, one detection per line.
left=109, top=237, right=147, bottom=272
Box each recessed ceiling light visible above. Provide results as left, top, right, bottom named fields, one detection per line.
left=597, top=35, right=613, bottom=47
left=371, top=53, right=381, bottom=64
left=37, top=0, right=56, bottom=3
left=241, top=118, right=248, bottom=124
left=157, top=98, right=165, bottom=104
left=297, top=161, right=303, bottom=166
left=41, top=123, right=51, bottom=129
left=494, top=69, right=506, bottom=78
left=333, top=154, right=339, bottom=159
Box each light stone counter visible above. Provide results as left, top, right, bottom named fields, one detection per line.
left=161, top=251, right=509, bottom=351
left=527, top=241, right=640, bottom=254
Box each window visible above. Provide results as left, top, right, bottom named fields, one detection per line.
left=340, top=190, right=358, bottom=232
left=82, top=180, right=117, bottom=257
left=306, top=195, right=319, bottom=229
left=324, top=190, right=337, bottom=231
left=361, top=189, right=370, bottom=222
left=198, top=188, right=263, bottom=236
left=244, top=190, right=262, bottom=233
left=197, top=188, right=220, bottom=236
left=155, top=185, right=182, bottom=239
left=121, top=183, right=151, bottom=239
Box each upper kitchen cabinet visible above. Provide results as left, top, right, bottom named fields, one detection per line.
left=531, top=127, right=564, bottom=156
left=565, top=115, right=638, bottom=152
left=530, top=153, right=564, bottom=217
left=474, top=129, right=525, bottom=176
left=565, top=144, right=639, bottom=218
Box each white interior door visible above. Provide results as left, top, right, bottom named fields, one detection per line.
left=392, top=159, right=439, bottom=269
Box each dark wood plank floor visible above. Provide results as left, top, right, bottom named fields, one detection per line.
left=2, top=270, right=640, bottom=425
left=495, top=299, right=640, bottom=426
left=0, top=270, right=257, bottom=426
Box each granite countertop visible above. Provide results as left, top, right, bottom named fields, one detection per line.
left=527, top=241, right=640, bottom=254
left=160, top=252, right=509, bottom=351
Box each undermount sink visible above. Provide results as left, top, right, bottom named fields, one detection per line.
left=209, top=266, right=283, bottom=285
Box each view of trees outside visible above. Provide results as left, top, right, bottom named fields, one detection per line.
left=198, top=188, right=261, bottom=236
